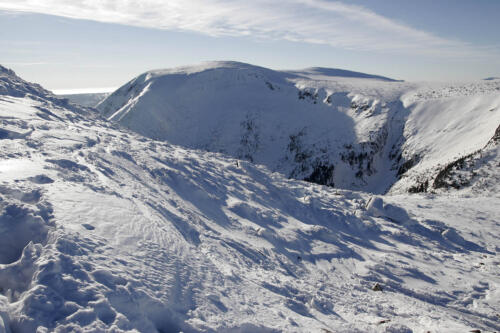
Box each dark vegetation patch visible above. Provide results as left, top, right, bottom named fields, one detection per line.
left=433, top=153, right=477, bottom=190
left=408, top=180, right=429, bottom=193
left=298, top=89, right=318, bottom=104
left=304, top=162, right=335, bottom=186
left=397, top=155, right=420, bottom=176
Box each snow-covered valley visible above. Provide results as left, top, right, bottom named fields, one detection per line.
left=0, top=64, right=499, bottom=332
left=59, top=93, right=110, bottom=108
left=97, top=61, right=500, bottom=195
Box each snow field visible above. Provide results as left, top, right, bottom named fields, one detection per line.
left=0, top=64, right=499, bottom=332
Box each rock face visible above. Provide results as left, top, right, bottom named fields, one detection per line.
left=97, top=62, right=500, bottom=194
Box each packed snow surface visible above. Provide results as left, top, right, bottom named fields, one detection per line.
left=0, top=65, right=499, bottom=332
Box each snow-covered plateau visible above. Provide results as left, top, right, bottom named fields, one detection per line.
left=0, top=63, right=499, bottom=332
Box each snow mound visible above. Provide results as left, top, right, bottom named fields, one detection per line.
left=0, top=190, right=51, bottom=264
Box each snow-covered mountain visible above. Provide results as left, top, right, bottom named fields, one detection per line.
left=97, top=61, right=500, bottom=195
left=1, top=65, right=500, bottom=332
left=59, top=92, right=110, bottom=108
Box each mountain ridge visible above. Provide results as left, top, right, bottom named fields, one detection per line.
left=287, top=66, right=401, bottom=82
left=97, top=62, right=500, bottom=195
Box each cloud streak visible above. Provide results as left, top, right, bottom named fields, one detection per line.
left=0, top=0, right=491, bottom=58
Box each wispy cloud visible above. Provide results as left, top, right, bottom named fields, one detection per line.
left=0, top=0, right=492, bottom=58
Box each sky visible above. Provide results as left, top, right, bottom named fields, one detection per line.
left=0, top=0, right=499, bottom=92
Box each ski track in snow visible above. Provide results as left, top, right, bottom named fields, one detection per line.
left=0, top=64, right=499, bottom=332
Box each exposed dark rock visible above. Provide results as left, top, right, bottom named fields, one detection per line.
left=351, top=101, right=370, bottom=111
left=265, top=81, right=275, bottom=90
left=298, top=89, right=318, bottom=103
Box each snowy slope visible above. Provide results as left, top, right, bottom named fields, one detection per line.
left=285, top=67, right=401, bottom=82
left=97, top=61, right=416, bottom=193
left=97, top=62, right=500, bottom=195
left=391, top=83, right=500, bottom=193
left=1, top=67, right=500, bottom=332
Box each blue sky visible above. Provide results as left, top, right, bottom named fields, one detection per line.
left=0, top=0, right=499, bottom=92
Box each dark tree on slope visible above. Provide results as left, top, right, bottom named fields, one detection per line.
left=237, top=114, right=260, bottom=162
